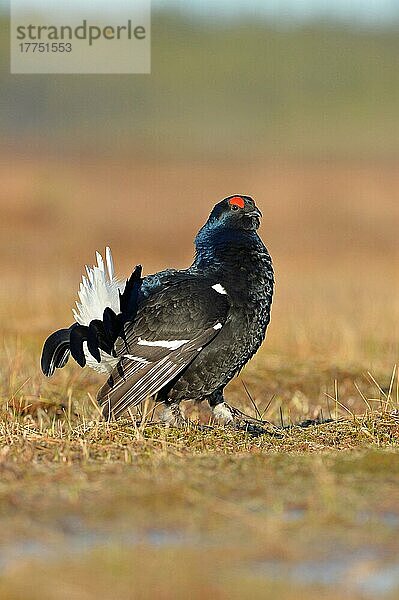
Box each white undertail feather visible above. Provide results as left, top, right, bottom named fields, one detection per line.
left=72, top=248, right=125, bottom=374
left=72, top=247, right=125, bottom=327
left=83, top=343, right=118, bottom=375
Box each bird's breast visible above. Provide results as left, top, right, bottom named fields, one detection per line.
left=223, top=254, right=274, bottom=354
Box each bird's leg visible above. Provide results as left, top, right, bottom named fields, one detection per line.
left=207, top=388, right=234, bottom=424
left=208, top=388, right=281, bottom=437
left=159, top=401, right=187, bottom=427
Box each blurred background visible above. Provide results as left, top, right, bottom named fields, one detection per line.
left=0, top=0, right=398, bottom=413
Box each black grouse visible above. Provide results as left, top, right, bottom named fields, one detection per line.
left=41, top=195, right=274, bottom=431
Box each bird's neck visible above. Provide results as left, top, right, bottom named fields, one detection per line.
left=193, top=226, right=272, bottom=280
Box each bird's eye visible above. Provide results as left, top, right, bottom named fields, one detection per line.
left=228, top=196, right=245, bottom=211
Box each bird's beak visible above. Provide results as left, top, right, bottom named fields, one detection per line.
left=247, top=207, right=262, bottom=218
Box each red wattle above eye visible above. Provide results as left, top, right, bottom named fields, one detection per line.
left=229, top=196, right=245, bottom=209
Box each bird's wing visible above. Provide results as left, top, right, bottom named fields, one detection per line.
left=97, top=278, right=230, bottom=418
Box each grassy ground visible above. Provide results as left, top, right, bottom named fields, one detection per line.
left=0, top=402, right=399, bottom=599
left=0, top=153, right=398, bottom=598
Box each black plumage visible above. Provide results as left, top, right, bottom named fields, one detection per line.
left=41, top=195, right=274, bottom=430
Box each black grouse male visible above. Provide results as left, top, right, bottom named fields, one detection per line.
left=41, top=195, right=274, bottom=430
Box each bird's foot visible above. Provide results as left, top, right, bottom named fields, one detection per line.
left=159, top=403, right=188, bottom=427
left=213, top=402, right=282, bottom=438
